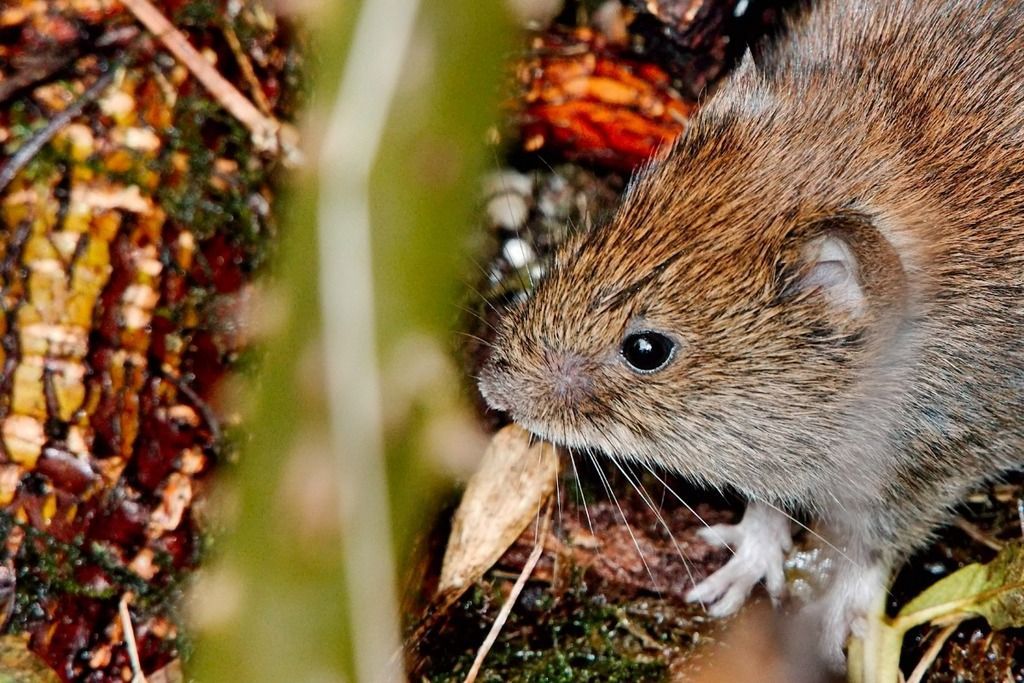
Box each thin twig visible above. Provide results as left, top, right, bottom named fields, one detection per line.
left=162, top=372, right=224, bottom=445
left=463, top=500, right=552, bottom=683
left=119, top=593, right=148, bottom=683
left=120, top=0, right=282, bottom=154
left=0, top=64, right=119, bottom=193
left=954, top=516, right=1004, bottom=551
left=905, top=621, right=960, bottom=683
left=0, top=25, right=139, bottom=106
left=221, top=23, right=272, bottom=116
left=0, top=52, right=78, bottom=105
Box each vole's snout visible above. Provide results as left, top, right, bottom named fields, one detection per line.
left=476, top=341, right=594, bottom=423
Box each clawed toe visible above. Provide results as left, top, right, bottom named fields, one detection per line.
left=696, top=523, right=739, bottom=549
left=686, top=561, right=762, bottom=616
left=686, top=501, right=793, bottom=616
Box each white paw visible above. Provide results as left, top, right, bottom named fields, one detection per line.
left=686, top=501, right=793, bottom=617
left=816, top=560, right=888, bottom=669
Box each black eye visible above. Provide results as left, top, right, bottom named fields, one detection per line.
left=621, top=331, right=675, bottom=373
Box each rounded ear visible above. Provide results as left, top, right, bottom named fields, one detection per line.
left=781, top=214, right=906, bottom=319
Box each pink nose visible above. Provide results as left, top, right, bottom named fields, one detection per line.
left=548, top=352, right=591, bottom=401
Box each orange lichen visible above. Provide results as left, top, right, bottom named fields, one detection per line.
left=514, top=29, right=693, bottom=172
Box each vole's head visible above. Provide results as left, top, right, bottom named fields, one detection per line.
left=478, top=100, right=910, bottom=497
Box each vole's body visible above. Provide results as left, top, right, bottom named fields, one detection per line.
left=479, top=0, right=1024, bottom=664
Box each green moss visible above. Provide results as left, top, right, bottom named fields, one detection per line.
left=0, top=513, right=189, bottom=642
left=156, top=90, right=277, bottom=271
left=172, top=1, right=218, bottom=28
left=17, top=150, right=63, bottom=186
left=419, top=579, right=671, bottom=683
left=5, top=99, right=41, bottom=145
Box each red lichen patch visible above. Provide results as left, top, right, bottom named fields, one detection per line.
left=503, top=0, right=770, bottom=173
left=514, top=28, right=693, bottom=173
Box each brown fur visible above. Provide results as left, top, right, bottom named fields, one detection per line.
left=479, top=0, right=1024, bottom=642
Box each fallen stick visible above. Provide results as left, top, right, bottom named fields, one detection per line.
left=905, top=621, right=960, bottom=683
left=0, top=64, right=119, bottom=193
left=119, top=593, right=148, bottom=683
left=120, top=0, right=283, bottom=155
left=463, top=500, right=552, bottom=683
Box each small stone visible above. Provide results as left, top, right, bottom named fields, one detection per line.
left=502, top=238, right=536, bottom=269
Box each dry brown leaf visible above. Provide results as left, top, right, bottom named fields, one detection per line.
left=0, top=633, right=60, bottom=682
left=438, top=424, right=559, bottom=597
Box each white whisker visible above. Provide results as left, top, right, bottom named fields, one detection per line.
left=568, top=449, right=594, bottom=536
left=588, top=449, right=661, bottom=594
left=456, top=331, right=497, bottom=349
left=637, top=461, right=736, bottom=558
left=614, top=458, right=700, bottom=595
left=456, top=302, right=500, bottom=334
left=550, top=442, right=563, bottom=536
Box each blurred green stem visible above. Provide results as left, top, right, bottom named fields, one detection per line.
left=317, top=0, right=425, bottom=678
left=192, top=0, right=510, bottom=680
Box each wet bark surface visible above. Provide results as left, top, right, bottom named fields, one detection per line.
left=0, top=2, right=300, bottom=679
